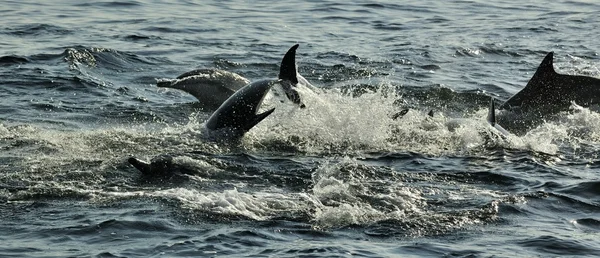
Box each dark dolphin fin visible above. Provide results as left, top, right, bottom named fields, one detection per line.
left=128, top=157, right=152, bottom=175
left=279, top=44, right=299, bottom=84
left=500, top=52, right=557, bottom=110
left=427, top=110, right=434, bottom=117
left=487, top=97, right=497, bottom=126
left=536, top=52, right=557, bottom=75
left=487, top=97, right=510, bottom=136
left=243, top=107, right=276, bottom=132
left=278, top=44, right=305, bottom=108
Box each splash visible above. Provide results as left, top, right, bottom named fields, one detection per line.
left=247, top=82, right=401, bottom=154
left=244, top=82, right=520, bottom=155
left=307, top=156, right=499, bottom=234
left=104, top=187, right=315, bottom=222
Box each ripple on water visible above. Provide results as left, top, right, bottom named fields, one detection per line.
left=517, top=235, right=600, bottom=256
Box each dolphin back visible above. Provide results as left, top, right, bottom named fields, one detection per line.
left=501, top=51, right=600, bottom=111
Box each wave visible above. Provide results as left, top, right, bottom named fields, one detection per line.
left=5, top=23, right=73, bottom=37
left=0, top=55, right=29, bottom=66
left=517, top=235, right=599, bottom=256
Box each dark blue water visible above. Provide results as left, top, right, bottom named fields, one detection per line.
left=1, top=0, right=600, bottom=257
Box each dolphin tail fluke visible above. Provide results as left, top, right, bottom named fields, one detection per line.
left=128, top=157, right=151, bottom=175
left=278, top=44, right=306, bottom=108
left=244, top=108, right=275, bottom=132
left=487, top=97, right=510, bottom=136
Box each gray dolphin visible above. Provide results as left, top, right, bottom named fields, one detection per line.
left=204, top=44, right=302, bottom=140
left=157, top=68, right=250, bottom=109
left=500, top=52, right=600, bottom=113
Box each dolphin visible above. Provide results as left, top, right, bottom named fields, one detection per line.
left=128, top=155, right=189, bottom=179
left=500, top=52, right=600, bottom=113
left=127, top=154, right=215, bottom=181
left=156, top=68, right=250, bottom=110
left=204, top=44, right=303, bottom=140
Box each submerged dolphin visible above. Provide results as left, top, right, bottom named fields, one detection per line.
left=128, top=155, right=194, bottom=180
left=500, top=52, right=600, bottom=113
left=204, top=44, right=303, bottom=140
left=157, top=68, right=250, bottom=109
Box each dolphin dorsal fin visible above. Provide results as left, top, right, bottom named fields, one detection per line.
left=535, top=52, right=557, bottom=76
left=487, top=97, right=510, bottom=136
left=487, top=97, right=497, bottom=126
left=279, top=44, right=299, bottom=84
left=523, top=51, right=558, bottom=91
left=243, top=108, right=275, bottom=132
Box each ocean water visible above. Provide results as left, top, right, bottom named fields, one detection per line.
left=1, top=0, right=600, bottom=257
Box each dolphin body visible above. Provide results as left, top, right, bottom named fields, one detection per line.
left=492, top=52, right=600, bottom=134
left=157, top=68, right=250, bottom=110
left=500, top=52, right=600, bottom=113
left=204, top=44, right=303, bottom=140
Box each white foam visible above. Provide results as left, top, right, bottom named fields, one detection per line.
left=310, top=157, right=426, bottom=228
left=143, top=187, right=312, bottom=221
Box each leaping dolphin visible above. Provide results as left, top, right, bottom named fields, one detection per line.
left=156, top=68, right=250, bottom=110
left=204, top=44, right=303, bottom=140
left=500, top=52, right=600, bottom=113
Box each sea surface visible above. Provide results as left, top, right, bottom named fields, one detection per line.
left=1, top=1, right=600, bottom=257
